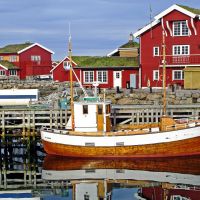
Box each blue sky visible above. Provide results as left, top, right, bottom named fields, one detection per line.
left=0, top=0, right=199, bottom=60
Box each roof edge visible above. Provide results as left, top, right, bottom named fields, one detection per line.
left=18, top=43, right=54, bottom=54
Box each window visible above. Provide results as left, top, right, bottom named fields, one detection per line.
left=153, top=70, right=159, bottom=81
left=84, top=71, right=94, bottom=83
left=9, top=70, right=17, bottom=76
left=173, top=45, right=189, bottom=55
left=0, top=56, right=4, bottom=61
left=97, top=105, right=103, bottom=114
left=153, top=47, right=159, bottom=56
left=9, top=56, right=17, bottom=62
left=172, top=70, right=184, bottom=80
left=106, top=104, right=110, bottom=114
left=173, top=21, right=189, bottom=36
left=63, top=61, right=70, bottom=70
left=0, top=70, right=6, bottom=76
left=83, top=105, right=88, bottom=114
left=97, top=71, right=107, bottom=83
left=31, top=55, right=41, bottom=62
left=115, top=72, right=120, bottom=78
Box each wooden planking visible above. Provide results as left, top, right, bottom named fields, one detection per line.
left=42, top=136, right=200, bottom=158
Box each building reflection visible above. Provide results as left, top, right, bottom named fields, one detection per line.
left=42, top=155, right=200, bottom=200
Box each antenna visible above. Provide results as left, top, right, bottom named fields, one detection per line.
left=68, top=22, right=75, bottom=131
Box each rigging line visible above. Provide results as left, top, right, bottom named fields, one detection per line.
left=72, top=68, right=88, bottom=97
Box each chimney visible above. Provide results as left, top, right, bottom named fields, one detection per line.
left=129, top=32, right=133, bottom=43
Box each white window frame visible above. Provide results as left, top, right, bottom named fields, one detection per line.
left=63, top=61, right=71, bottom=71
left=97, top=70, right=108, bottom=83
left=0, top=56, right=4, bottom=61
left=153, top=70, right=159, bottom=81
left=153, top=47, right=159, bottom=56
left=173, top=21, right=189, bottom=36
left=173, top=45, right=190, bottom=55
left=0, top=70, right=6, bottom=76
left=172, top=70, right=184, bottom=80
left=9, top=55, right=17, bottom=62
left=83, top=71, right=94, bottom=83
left=31, top=55, right=41, bottom=62
left=9, top=70, right=17, bottom=76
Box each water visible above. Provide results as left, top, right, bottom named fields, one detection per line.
left=0, top=137, right=200, bottom=200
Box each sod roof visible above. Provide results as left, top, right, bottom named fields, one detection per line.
left=119, top=41, right=139, bottom=48
left=72, top=56, right=139, bottom=67
left=0, top=60, right=19, bottom=69
left=0, top=42, right=33, bottom=53
left=178, top=5, right=200, bottom=15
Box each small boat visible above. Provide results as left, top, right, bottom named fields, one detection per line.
left=0, top=190, right=40, bottom=200
left=41, top=31, right=200, bottom=158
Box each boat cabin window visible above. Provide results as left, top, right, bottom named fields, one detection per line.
left=97, top=105, right=103, bottom=114
left=84, top=193, right=90, bottom=200
left=83, top=105, right=88, bottom=114
left=106, top=104, right=110, bottom=114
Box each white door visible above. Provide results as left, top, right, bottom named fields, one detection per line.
left=113, top=71, right=122, bottom=88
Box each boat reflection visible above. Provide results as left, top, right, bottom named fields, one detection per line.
left=42, top=155, right=200, bottom=200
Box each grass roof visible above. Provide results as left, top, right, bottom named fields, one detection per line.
left=0, top=60, right=19, bottom=69
left=178, top=5, right=200, bottom=15
left=120, top=41, right=139, bottom=48
left=0, top=42, right=33, bottom=53
left=72, top=56, right=138, bottom=67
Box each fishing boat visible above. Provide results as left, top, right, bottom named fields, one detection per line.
left=41, top=31, right=200, bottom=158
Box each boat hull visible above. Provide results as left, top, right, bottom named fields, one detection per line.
left=42, top=135, right=200, bottom=158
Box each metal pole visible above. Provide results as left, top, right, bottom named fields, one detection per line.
left=162, top=31, right=167, bottom=116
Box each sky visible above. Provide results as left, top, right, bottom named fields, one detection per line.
left=0, top=0, right=199, bottom=60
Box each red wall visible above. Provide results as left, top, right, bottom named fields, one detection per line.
left=80, top=68, right=138, bottom=88
left=140, top=10, right=200, bottom=88
left=53, top=59, right=139, bottom=89
left=19, top=45, right=52, bottom=79
left=52, top=58, right=79, bottom=82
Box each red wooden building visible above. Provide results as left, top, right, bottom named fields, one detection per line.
left=134, top=4, right=200, bottom=88
left=51, top=56, right=139, bottom=89
left=0, top=42, right=54, bottom=79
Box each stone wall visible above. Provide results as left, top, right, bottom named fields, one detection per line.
left=0, top=80, right=200, bottom=105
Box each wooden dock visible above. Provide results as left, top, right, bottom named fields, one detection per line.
left=0, top=104, right=200, bottom=136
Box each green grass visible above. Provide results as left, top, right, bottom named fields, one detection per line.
left=178, top=4, right=200, bottom=15
left=0, top=42, right=33, bottom=53
left=0, top=60, right=19, bottom=69
left=72, top=56, right=138, bottom=67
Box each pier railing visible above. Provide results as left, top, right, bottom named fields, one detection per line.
left=0, top=104, right=200, bottom=136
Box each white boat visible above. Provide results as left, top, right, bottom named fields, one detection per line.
left=41, top=31, right=200, bottom=158
left=0, top=190, right=40, bottom=200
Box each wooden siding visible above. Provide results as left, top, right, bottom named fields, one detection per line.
left=119, top=50, right=138, bottom=57
left=184, top=67, right=200, bottom=89
left=140, top=9, right=200, bottom=88
left=19, top=45, right=52, bottom=79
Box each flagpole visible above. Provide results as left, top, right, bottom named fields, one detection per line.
left=68, top=25, right=75, bottom=131
left=162, top=30, right=167, bottom=116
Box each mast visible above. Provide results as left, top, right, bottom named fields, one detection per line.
left=68, top=28, right=75, bottom=131
left=162, top=30, right=167, bottom=116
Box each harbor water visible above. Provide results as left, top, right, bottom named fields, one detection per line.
left=0, top=136, right=200, bottom=200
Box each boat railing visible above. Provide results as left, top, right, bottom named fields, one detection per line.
left=42, top=127, right=69, bottom=134
left=165, top=121, right=198, bottom=131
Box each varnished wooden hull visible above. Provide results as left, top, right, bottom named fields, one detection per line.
left=42, top=136, right=200, bottom=158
